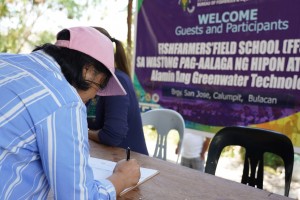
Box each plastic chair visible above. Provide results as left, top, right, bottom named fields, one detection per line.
left=141, top=108, right=185, bottom=161
left=205, top=126, right=294, bottom=197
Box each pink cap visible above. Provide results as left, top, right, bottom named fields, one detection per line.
left=55, top=26, right=126, bottom=96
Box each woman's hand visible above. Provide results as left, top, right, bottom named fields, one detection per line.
left=88, top=129, right=100, bottom=142
left=107, top=159, right=140, bottom=195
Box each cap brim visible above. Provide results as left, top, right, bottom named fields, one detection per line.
left=97, top=72, right=126, bottom=96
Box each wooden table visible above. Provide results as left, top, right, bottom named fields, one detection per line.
left=89, top=140, right=293, bottom=200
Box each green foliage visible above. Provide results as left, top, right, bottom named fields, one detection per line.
left=263, top=152, right=284, bottom=169
left=143, top=125, right=157, bottom=141
left=0, top=0, right=8, bottom=17
left=220, top=146, right=239, bottom=157
left=0, top=0, right=103, bottom=53
left=0, top=28, right=23, bottom=53
left=29, top=31, right=56, bottom=48
left=221, top=146, right=284, bottom=169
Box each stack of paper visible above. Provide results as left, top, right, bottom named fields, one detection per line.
left=89, top=157, right=159, bottom=196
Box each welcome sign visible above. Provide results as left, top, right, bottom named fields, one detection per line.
left=133, top=0, right=300, bottom=148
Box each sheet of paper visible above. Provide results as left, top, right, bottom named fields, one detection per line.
left=89, top=157, right=159, bottom=195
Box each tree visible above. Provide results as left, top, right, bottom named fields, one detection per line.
left=127, top=0, right=133, bottom=67
left=0, top=0, right=102, bottom=53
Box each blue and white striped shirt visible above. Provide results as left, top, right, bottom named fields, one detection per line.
left=0, top=51, right=116, bottom=200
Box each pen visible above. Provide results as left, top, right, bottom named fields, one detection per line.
left=126, top=147, right=130, bottom=161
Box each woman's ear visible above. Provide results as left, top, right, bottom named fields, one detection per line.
left=83, top=64, right=95, bottom=80
left=83, top=65, right=89, bottom=79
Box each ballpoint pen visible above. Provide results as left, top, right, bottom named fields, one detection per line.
left=126, top=147, right=131, bottom=161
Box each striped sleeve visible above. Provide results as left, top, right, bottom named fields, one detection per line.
left=35, top=101, right=116, bottom=200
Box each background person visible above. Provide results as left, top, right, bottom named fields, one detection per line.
left=0, top=26, right=140, bottom=199
left=176, top=133, right=210, bottom=171
left=87, top=27, right=148, bottom=155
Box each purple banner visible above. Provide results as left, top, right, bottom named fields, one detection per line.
left=134, top=0, right=300, bottom=147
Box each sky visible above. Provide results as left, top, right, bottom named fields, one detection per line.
left=34, top=1, right=134, bottom=42
left=0, top=1, right=136, bottom=53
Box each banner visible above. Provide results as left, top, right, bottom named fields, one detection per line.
left=134, top=0, right=300, bottom=148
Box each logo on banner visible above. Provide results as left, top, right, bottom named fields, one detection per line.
left=178, top=0, right=195, bottom=13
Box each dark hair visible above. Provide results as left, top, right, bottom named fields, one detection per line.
left=33, top=29, right=112, bottom=91
left=93, top=27, right=131, bottom=77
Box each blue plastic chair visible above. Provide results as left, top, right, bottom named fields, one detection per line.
left=205, top=126, right=294, bottom=197
left=141, top=108, right=185, bottom=161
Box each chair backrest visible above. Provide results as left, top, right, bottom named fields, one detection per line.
left=141, top=108, right=185, bottom=161
left=205, top=126, right=294, bottom=197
